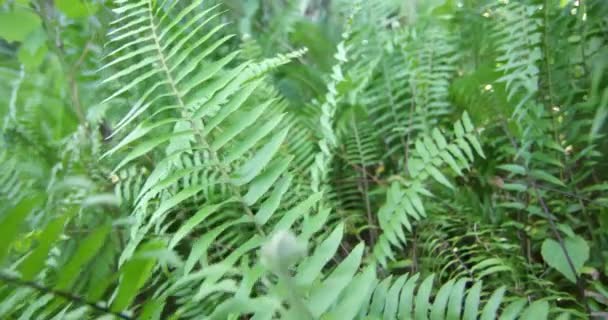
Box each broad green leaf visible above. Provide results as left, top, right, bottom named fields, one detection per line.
left=531, top=151, right=564, bottom=169
left=56, top=0, right=98, bottom=18
left=86, top=268, right=118, bottom=302
left=19, top=215, right=68, bottom=280
left=0, top=195, right=43, bottom=263
left=397, top=202, right=413, bottom=232
left=55, top=224, right=111, bottom=290
left=17, top=28, right=47, bottom=69
left=470, top=258, right=508, bottom=274
left=0, top=9, right=41, bottom=42
left=541, top=235, right=589, bottom=283
left=17, top=43, right=47, bottom=70
left=478, top=265, right=513, bottom=279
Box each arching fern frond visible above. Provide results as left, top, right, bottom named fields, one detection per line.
left=374, top=112, right=485, bottom=266
left=489, top=2, right=542, bottom=117
left=87, top=0, right=320, bottom=317
left=257, top=223, right=558, bottom=320
left=408, top=25, right=459, bottom=134
left=357, top=272, right=557, bottom=320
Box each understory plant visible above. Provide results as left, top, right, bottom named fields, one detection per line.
left=0, top=0, right=607, bottom=319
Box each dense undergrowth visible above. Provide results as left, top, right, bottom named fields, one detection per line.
left=1, top=0, right=607, bottom=319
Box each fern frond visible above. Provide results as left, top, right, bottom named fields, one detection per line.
left=374, top=112, right=485, bottom=266
left=489, top=2, right=542, bottom=117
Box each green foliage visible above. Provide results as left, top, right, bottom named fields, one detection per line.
left=0, top=0, right=607, bottom=319
left=542, top=235, right=590, bottom=284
